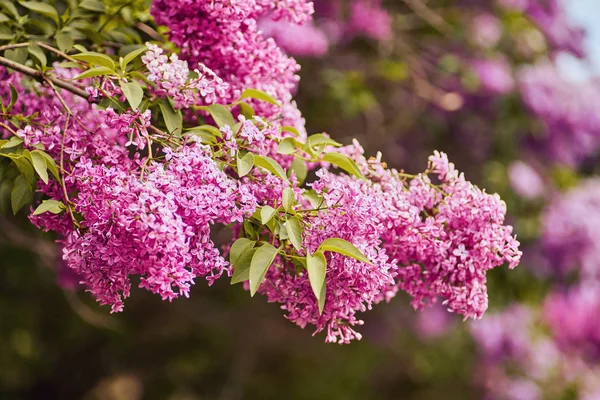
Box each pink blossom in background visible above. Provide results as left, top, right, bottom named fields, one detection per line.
left=541, top=179, right=600, bottom=279
left=348, top=0, right=392, bottom=41
left=508, top=161, right=545, bottom=199
left=519, top=63, right=600, bottom=166
left=471, top=14, right=503, bottom=48
left=259, top=19, right=329, bottom=57
left=472, top=58, right=516, bottom=95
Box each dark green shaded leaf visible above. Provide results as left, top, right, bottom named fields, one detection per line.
left=11, top=175, right=33, bottom=214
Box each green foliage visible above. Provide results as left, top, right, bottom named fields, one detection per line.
left=249, top=243, right=279, bottom=296
left=306, top=251, right=327, bottom=314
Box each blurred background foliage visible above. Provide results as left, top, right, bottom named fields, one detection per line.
left=1, top=0, right=600, bottom=398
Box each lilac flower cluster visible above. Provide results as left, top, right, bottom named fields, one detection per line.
left=252, top=145, right=520, bottom=343
left=142, top=43, right=229, bottom=107
left=150, top=0, right=312, bottom=133
left=540, top=179, right=600, bottom=279
left=498, top=0, right=586, bottom=56
left=472, top=304, right=600, bottom=400
left=519, top=64, right=600, bottom=166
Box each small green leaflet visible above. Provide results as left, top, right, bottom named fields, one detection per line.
left=73, top=66, right=113, bottom=80
left=231, top=248, right=257, bottom=285
left=11, top=175, right=33, bottom=215
left=285, top=216, right=303, bottom=252
left=322, top=152, right=364, bottom=179
left=200, top=104, right=235, bottom=128
left=260, top=205, right=277, bottom=225
left=317, top=238, right=372, bottom=265
left=19, top=1, right=59, bottom=24
left=33, top=199, right=65, bottom=215
left=277, top=137, right=296, bottom=155
left=72, top=52, right=115, bottom=70
left=122, top=45, right=148, bottom=69
left=27, top=42, right=46, bottom=67
left=229, top=237, right=256, bottom=266
left=239, top=88, right=281, bottom=107
left=237, top=152, right=254, bottom=177
left=30, top=150, right=48, bottom=184
left=120, top=81, right=143, bottom=110
left=79, top=0, right=105, bottom=12
left=288, top=157, right=307, bottom=185
left=249, top=243, right=279, bottom=296
left=254, top=155, right=289, bottom=184
left=55, top=32, right=74, bottom=52
left=159, top=100, right=182, bottom=136
left=306, top=251, right=327, bottom=314
left=282, top=187, right=295, bottom=213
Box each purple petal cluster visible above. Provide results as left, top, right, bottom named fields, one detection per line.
left=150, top=0, right=313, bottom=132
left=540, top=178, right=600, bottom=279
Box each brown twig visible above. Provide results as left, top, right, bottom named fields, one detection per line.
left=0, top=55, right=91, bottom=99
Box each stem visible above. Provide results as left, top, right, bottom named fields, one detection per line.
left=0, top=55, right=91, bottom=100
left=0, top=122, right=17, bottom=136
left=44, top=79, right=80, bottom=228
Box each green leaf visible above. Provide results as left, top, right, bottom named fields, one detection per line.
left=231, top=248, right=256, bottom=285
left=0, top=0, right=19, bottom=18
left=8, top=156, right=34, bottom=185
left=120, top=81, right=143, bottom=109
left=36, top=150, right=59, bottom=181
left=254, top=155, right=289, bottom=184
left=122, top=45, right=147, bottom=68
left=238, top=101, right=255, bottom=119
left=20, top=1, right=59, bottom=23
left=1, top=136, right=23, bottom=149
left=281, top=126, right=300, bottom=137
left=0, top=12, right=7, bottom=22
left=237, top=152, right=254, bottom=177
left=186, top=125, right=221, bottom=144
left=307, top=133, right=341, bottom=150
left=260, top=205, right=277, bottom=225
left=317, top=238, right=372, bottom=265
left=239, top=88, right=281, bottom=107
left=229, top=237, right=256, bottom=266
left=289, top=157, right=307, bottom=185
left=11, top=175, right=33, bottom=214
left=159, top=100, right=182, bottom=136
left=30, top=150, right=48, bottom=184
left=285, top=216, right=303, bottom=252
left=277, top=137, right=296, bottom=155
left=55, top=31, right=74, bottom=52
left=4, top=47, right=28, bottom=64
left=7, top=84, right=18, bottom=111
left=33, top=199, right=65, bottom=215
left=27, top=42, right=46, bottom=67
left=249, top=243, right=279, bottom=296
left=73, top=66, right=113, bottom=80
left=201, top=104, right=235, bottom=128
left=306, top=251, right=327, bottom=314
left=72, top=52, right=115, bottom=70
left=322, top=152, right=364, bottom=179
left=282, top=187, right=295, bottom=213
left=79, top=0, right=105, bottom=12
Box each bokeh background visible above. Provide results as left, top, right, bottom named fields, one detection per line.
left=2, top=0, right=600, bottom=399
